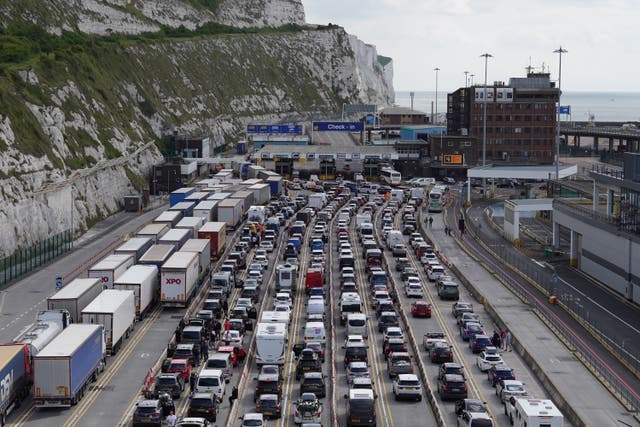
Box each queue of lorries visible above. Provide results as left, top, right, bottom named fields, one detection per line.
left=0, top=167, right=286, bottom=426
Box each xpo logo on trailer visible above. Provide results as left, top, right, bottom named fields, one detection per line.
left=165, top=278, right=182, bottom=285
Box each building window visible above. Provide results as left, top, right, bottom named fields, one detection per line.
left=524, top=115, right=531, bottom=121
left=514, top=127, right=522, bottom=134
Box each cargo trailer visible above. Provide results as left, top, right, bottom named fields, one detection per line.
left=216, top=199, right=243, bottom=229
left=181, top=239, right=212, bottom=281
left=81, top=290, right=135, bottom=355
left=197, top=222, right=227, bottom=261
left=184, top=191, right=209, bottom=204
left=139, top=244, right=175, bottom=271
left=161, top=251, right=199, bottom=308
left=113, top=237, right=153, bottom=263
left=193, top=200, right=218, bottom=222
left=207, top=192, right=232, bottom=202
left=248, top=183, right=271, bottom=206
left=157, top=228, right=191, bottom=251
left=0, top=344, right=32, bottom=422
left=229, top=190, right=254, bottom=214
left=136, top=223, right=170, bottom=243
left=47, top=278, right=103, bottom=323
left=266, top=176, right=282, bottom=198
left=87, top=254, right=134, bottom=289
left=241, top=179, right=264, bottom=186
left=32, top=324, right=105, bottom=407
left=175, top=216, right=204, bottom=238
left=113, top=265, right=158, bottom=319
left=168, top=201, right=196, bottom=218
left=153, top=210, right=182, bottom=228
left=169, top=187, right=195, bottom=207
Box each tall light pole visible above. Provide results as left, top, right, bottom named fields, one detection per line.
left=470, top=74, right=475, bottom=86
left=464, top=71, right=469, bottom=88
left=434, top=67, right=440, bottom=124
left=480, top=53, right=493, bottom=168
left=554, top=46, right=568, bottom=179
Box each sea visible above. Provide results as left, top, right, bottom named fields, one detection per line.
left=394, top=90, right=640, bottom=123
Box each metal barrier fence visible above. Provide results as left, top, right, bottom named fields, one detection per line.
left=465, top=210, right=640, bottom=414
left=0, top=230, right=72, bottom=287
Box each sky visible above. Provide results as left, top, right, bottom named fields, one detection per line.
left=303, top=0, right=640, bottom=93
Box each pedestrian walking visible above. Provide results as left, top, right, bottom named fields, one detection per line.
left=224, top=318, right=231, bottom=331
left=236, top=346, right=247, bottom=365
left=192, top=344, right=200, bottom=365
left=228, top=386, right=238, bottom=406
left=166, top=411, right=177, bottom=427
left=505, top=330, right=513, bottom=351
left=222, top=299, right=229, bottom=316
left=428, top=216, right=433, bottom=228
left=213, top=320, right=221, bottom=335
left=189, top=371, right=197, bottom=391
left=500, top=329, right=507, bottom=350
left=492, top=331, right=502, bottom=349
left=201, top=339, right=209, bottom=361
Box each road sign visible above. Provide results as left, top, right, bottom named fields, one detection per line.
left=551, top=274, right=559, bottom=285
left=443, top=154, right=464, bottom=165
left=246, top=124, right=303, bottom=134
left=313, top=121, right=364, bottom=132
left=55, top=276, right=63, bottom=290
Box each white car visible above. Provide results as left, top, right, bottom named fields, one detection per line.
left=274, top=292, right=293, bottom=308
left=273, top=303, right=291, bottom=317
left=344, top=334, right=365, bottom=347
left=247, top=269, right=263, bottom=284
left=240, top=413, right=266, bottom=427
left=383, top=327, right=405, bottom=343
left=420, top=252, right=438, bottom=264
left=259, top=240, right=274, bottom=252
left=236, top=298, right=253, bottom=309
left=393, top=374, right=422, bottom=401
left=405, top=283, right=424, bottom=298
left=496, top=379, right=528, bottom=402
left=222, top=330, right=243, bottom=348
left=476, top=347, right=504, bottom=371
left=254, top=254, right=268, bottom=266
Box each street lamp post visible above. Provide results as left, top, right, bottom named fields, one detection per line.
left=464, top=71, right=469, bottom=88
left=434, top=67, right=440, bottom=124
left=480, top=53, right=492, bottom=197
left=554, top=46, right=568, bottom=179
left=470, top=74, right=474, bottom=86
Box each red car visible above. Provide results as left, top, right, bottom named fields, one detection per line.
left=166, top=358, right=192, bottom=382
left=411, top=301, right=432, bottom=318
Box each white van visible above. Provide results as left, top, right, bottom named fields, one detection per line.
left=347, top=313, right=368, bottom=338
left=307, top=299, right=325, bottom=320
left=386, top=230, right=404, bottom=250
left=303, top=321, right=326, bottom=346
left=196, top=369, right=225, bottom=400
left=204, top=353, right=232, bottom=383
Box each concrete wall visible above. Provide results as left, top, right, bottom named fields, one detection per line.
left=554, top=207, right=640, bottom=303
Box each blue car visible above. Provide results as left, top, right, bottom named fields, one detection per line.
left=469, top=334, right=492, bottom=354
left=459, top=322, right=484, bottom=341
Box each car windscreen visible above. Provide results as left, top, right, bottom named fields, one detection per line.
left=158, top=377, right=177, bottom=386
left=190, top=397, right=212, bottom=408
left=348, top=318, right=366, bottom=327
left=198, top=377, right=219, bottom=387
left=350, top=399, right=374, bottom=413
left=136, top=406, right=159, bottom=414
left=470, top=420, right=493, bottom=427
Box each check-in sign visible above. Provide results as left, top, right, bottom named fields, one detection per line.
left=313, top=121, right=364, bottom=132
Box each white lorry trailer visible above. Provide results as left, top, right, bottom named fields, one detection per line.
left=113, top=265, right=158, bottom=319
left=47, top=278, right=103, bottom=323
left=255, top=322, right=287, bottom=366
left=81, top=289, right=135, bottom=355
left=87, top=254, right=134, bottom=289
left=160, top=251, right=200, bottom=308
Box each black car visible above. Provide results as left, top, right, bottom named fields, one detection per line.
left=256, top=393, right=282, bottom=419
left=187, top=392, right=218, bottom=422
left=300, top=372, right=326, bottom=398
left=437, top=374, right=468, bottom=400
left=133, top=400, right=163, bottom=427
left=438, top=363, right=465, bottom=381
left=430, top=342, right=454, bottom=363
left=295, top=350, right=321, bottom=380
left=344, top=345, right=368, bottom=367
left=154, top=373, right=185, bottom=399
left=487, top=365, right=516, bottom=387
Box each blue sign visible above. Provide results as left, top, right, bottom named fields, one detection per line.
left=55, top=276, right=63, bottom=290
left=313, top=121, right=364, bottom=132
left=247, top=124, right=303, bottom=134
left=559, top=105, right=571, bottom=115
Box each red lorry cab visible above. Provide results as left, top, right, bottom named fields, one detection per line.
left=305, top=268, right=324, bottom=292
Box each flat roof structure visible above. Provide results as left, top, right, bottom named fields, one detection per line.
left=253, top=144, right=399, bottom=160
left=468, top=164, right=578, bottom=180
left=503, top=199, right=554, bottom=241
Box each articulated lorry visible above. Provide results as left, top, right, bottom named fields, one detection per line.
left=47, top=278, right=103, bottom=323
left=0, top=344, right=32, bottom=425
left=32, top=324, right=106, bottom=408
left=81, top=290, right=135, bottom=355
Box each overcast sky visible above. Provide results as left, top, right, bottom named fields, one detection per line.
left=303, top=0, right=640, bottom=93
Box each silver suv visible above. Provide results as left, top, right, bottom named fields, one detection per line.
left=393, top=374, right=422, bottom=401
